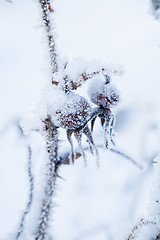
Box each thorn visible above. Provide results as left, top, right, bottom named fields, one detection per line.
left=56, top=174, right=65, bottom=181
left=75, top=152, right=82, bottom=159
left=52, top=80, right=59, bottom=85
left=70, top=153, right=75, bottom=164
left=47, top=0, right=54, bottom=13
left=101, top=117, right=105, bottom=126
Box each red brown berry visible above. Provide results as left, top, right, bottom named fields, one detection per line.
left=88, top=74, right=119, bottom=108
left=54, top=94, right=91, bottom=129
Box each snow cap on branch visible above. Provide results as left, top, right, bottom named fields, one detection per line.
left=88, top=74, right=119, bottom=108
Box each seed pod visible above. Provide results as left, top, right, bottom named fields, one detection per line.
left=88, top=74, right=119, bottom=108
left=54, top=94, right=91, bottom=130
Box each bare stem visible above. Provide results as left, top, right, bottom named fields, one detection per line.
left=109, top=148, right=143, bottom=170
left=15, top=146, right=34, bottom=240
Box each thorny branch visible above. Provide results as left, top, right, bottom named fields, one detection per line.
left=35, top=117, right=59, bottom=239
left=39, top=0, right=58, bottom=82
left=35, top=1, right=60, bottom=239
left=71, top=69, right=106, bottom=90
left=59, top=68, right=120, bottom=91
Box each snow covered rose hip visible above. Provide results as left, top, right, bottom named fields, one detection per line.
left=88, top=74, right=119, bottom=148
left=88, top=74, right=119, bottom=109
left=55, top=94, right=91, bottom=129
left=52, top=93, right=98, bottom=165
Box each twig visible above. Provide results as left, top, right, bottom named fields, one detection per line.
left=127, top=219, right=157, bottom=240
left=58, top=144, right=143, bottom=170
left=109, top=148, right=143, bottom=170
left=71, top=69, right=106, bottom=90
left=15, top=146, right=34, bottom=239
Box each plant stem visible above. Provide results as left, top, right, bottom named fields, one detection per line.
left=35, top=1, right=59, bottom=238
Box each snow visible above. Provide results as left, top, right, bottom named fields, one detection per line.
left=1, top=0, right=160, bottom=239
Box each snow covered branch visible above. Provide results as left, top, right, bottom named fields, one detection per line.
left=34, top=1, right=60, bottom=238
left=35, top=118, right=59, bottom=239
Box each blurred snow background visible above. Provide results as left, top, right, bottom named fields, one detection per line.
left=0, top=0, right=160, bottom=239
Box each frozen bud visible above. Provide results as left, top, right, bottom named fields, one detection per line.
left=52, top=93, right=91, bottom=129
left=88, top=74, right=119, bottom=108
